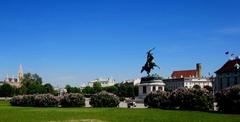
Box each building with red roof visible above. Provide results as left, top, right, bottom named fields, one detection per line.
left=164, top=63, right=212, bottom=91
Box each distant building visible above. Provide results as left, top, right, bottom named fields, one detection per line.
left=164, top=63, right=212, bottom=91
left=171, top=63, right=202, bottom=78
left=88, top=77, right=116, bottom=87
left=164, top=77, right=212, bottom=91
left=3, top=64, right=23, bottom=88
left=215, top=57, right=240, bottom=92
left=122, top=78, right=141, bottom=86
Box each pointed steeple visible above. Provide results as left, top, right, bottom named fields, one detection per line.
left=18, top=64, right=24, bottom=82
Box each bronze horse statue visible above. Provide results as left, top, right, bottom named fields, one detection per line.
left=141, top=48, right=160, bottom=75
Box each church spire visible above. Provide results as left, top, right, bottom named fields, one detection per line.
left=18, top=64, right=24, bottom=82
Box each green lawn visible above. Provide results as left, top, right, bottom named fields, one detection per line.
left=0, top=101, right=240, bottom=122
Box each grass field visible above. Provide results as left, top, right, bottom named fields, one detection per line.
left=0, top=101, right=240, bottom=122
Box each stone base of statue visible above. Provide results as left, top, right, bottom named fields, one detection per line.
left=136, top=75, right=165, bottom=101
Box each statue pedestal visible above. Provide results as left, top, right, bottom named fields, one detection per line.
left=137, top=76, right=165, bottom=100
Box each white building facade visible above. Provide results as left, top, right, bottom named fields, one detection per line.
left=88, top=78, right=116, bottom=87
left=164, top=78, right=212, bottom=91
left=164, top=63, right=212, bottom=91
left=122, top=78, right=141, bottom=86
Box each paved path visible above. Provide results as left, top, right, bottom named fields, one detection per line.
left=85, top=98, right=146, bottom=108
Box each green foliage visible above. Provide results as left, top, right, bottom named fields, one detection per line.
left=65, top=85, right=81, bottom=93
left=134, top=85, right=139, bottom=97
left=43, top=83, right=54, bottom=94
left=117, top=83, right=135, bottom=98
left=20, top=73, right=54, bottom=95
left=60, top=93, right=85, bottom=107
left=215, top=85, right=240, bottom=113
left=193, top=85, right=201, bottom=90
left=90, top=91, right=120, bottom=107
left=21, top=73, right=44, bottom=94
left=0, top=83, right=14, bottom=97
left=82, top=86, right=94, bottom=95
left=103, top=85, right=118, bottom=95
left=93, top=82, right=102, bottom=93
left=2, top=101, right=240, bottom=122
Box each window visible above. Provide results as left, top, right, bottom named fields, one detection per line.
left=143, top=86, right=147, bottom=94
left=158, top=87, right=162, bottom=91
left=234, top=77, right=238, bottom=85
left=227, top=77, right=230, bottom=87
left=153, top=86, right=156, bottom=91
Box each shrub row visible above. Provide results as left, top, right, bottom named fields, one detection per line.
left=10, top=91, right=120, bottom=108
left=215, top=85, right=240, bottom=113
left=10, top=93, right=85, bottom=107
left=144, top=87, right=213, bottom=111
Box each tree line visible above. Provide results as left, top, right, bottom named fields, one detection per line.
left=0, top=73, right=56, bottom=97
left=0, top=73, right=138, bottom=98
left=65, top=82, right=138, bottom=98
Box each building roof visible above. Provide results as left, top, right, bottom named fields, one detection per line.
left=171, top=70, right=197, bottom=78
left=215, top=58, right=240, bottom=74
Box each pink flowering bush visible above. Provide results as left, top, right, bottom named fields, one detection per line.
left=10, top=95, right=35, bottom=106
left=60, top=93, right=85, bottom=107
left=34, top=94, right=59, bottom=107
left=215, top=85, right=240, bottom=113
left=170, top=87, right=213, bottom=111
left=90, top=91, right=120, bottom=107
left=10, top=94, right=59, bottom=107
left=144, top=90, right=170, bottom=108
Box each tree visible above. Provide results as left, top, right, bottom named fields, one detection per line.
left=93, top=82, right=102, bottom=93
left=65, top=85, right=71, bottom=93
left=65, top=85, right=81, bottom=93
left=117, top=83, right=135, bottom=98
left=43, top=83, right=54, bottom=94
left=82, top=86, right=94, bottom=95
left=0, top=83, right=14, bottom=97
left=193, top=84, right=201, bottom=90
left=204, top=85, right=213, bottom=92
left=20, top=73, right=52, bottom=94
left=104, top=85, right=118, bottom=95
left=134, top=85, right=139, bottom=97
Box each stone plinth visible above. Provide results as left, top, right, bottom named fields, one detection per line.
left=137, top=76, right=165, bottom=99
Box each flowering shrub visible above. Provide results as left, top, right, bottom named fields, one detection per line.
left=22, top=95, right=35, bottom=106
left=10, top=95, right=35, bottom=107
left=34, top=94, right=59, bottom=107
left=215, top=85, right=240, bottom=113
left=170, top=87, right=213, bottom=111
left=60, top=93, right=85, bottom=107
left=144, top=90, right=170, bottom=108
left=10, top=95, right=23, bottom=106
left=90, top=91, right=120, bottom=107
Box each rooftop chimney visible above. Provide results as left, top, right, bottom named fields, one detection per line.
left=196, top=63, right=202, bottom=79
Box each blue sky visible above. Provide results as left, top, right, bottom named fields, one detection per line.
left=0, top=0, right=240, bottom=87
